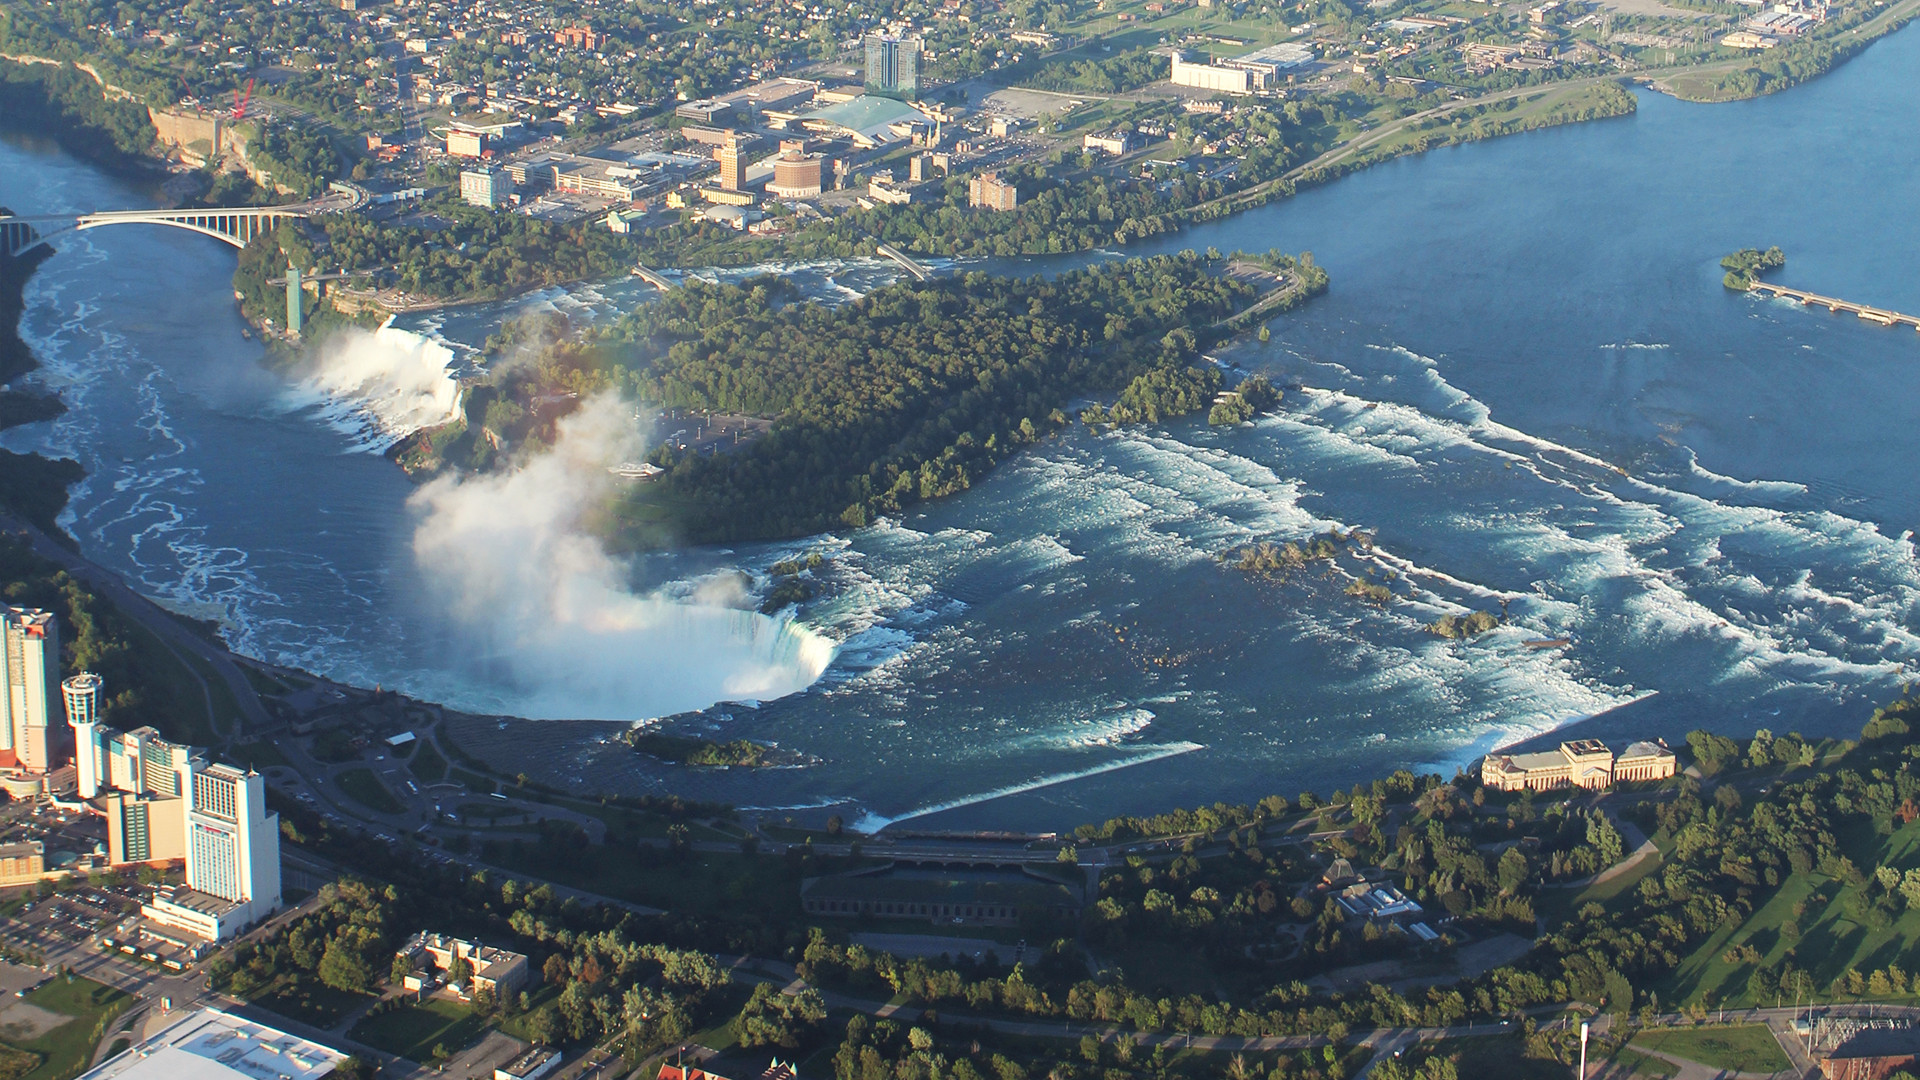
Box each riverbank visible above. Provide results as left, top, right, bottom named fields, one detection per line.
left=0, top=247, right=83, bottom=542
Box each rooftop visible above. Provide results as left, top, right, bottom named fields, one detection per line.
left=797, top=95, right=927, bottom=143
left=75, top=1008, right=346, bottom=1080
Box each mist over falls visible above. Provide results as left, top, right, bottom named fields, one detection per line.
left=405, top=394, right=836, bottom=720
left=286, top=324, right=465, bottom=451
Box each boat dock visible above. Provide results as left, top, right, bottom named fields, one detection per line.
left=1748, top=281, right=1920, bottom=329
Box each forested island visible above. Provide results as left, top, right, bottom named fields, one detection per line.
left=397, top=250, right=1325, bottom=545
left=1721, top=246, right=1786, bottom=290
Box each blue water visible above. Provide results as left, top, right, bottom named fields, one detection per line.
left=5, top=26, right=1920, bottom=830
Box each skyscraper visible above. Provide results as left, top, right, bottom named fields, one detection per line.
left=717, top=137, right=748, bottom=192
left=64, top=673, right=282, bottom=941
left=865, top=34, right=921, bottom=94
left=1, top=607, right=61, bottom=775
left=63, top=673, right=102, bottom=799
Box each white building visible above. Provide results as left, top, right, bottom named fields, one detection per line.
left=1, top=607, right=61, bottom=777
left=68, top=676, right=282, bottom=940
left=461, top=167, right=513, bottom=208
left=1170, top=43, right=1315, bottom=94
left=74, top=1007, right=345, bottom=1080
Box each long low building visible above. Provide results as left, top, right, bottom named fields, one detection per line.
left=1480, top=738, right=1676, bottom=792
left=802, top=868, right=1082, bottom=926
left=75, top=1008, right=346, bottom=1080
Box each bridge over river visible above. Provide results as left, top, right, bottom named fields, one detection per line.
left=0, top=190, right=360, bottom=259
left=1749, top=280, right=1920, bottom=330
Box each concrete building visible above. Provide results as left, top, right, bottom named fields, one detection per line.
left=64, top=673, right=102, bottom=798
left=67, top=679, right=280, bottom=940
left=497, top=1047, right=562, bottom=1080
left=1082, top=130, right=1133, bottom=155
left=801, top=869, right=1080, bottom=925
left=461, top=168, right=514, bottom=207
left=716, top=138, right=749, bottom=191
left=676, top=99, right=734, bottom=124
left=399, top=932, right=530, bottom=998
left=0, top=841, right=44, bottom=886
left=968, top=171, right=1019, bottom=211
left=865, top=34, right=921, bottom=94
left=1170, top=43, right=1314, bottom=93
left=73, top=1007, right=345, bottom=1080
left=447, top=129, right=485, bottom=157
left=1479, top=739, right=1676, bottom=793
left=2, top=607, right=61, bottom=777
left=766, top=151, right=824, bottom=198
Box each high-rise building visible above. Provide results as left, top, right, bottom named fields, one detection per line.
left=716, top=137, right=748, bottom=192
left=968, top=171, right=1019, bottom=211
left=1, top=607, right=60, bottom=775
left=65, top=675, right=281, bottom=941
left=460, top=168, right=513, bottom=208
left=864, top=34, right=921, bottom=94
left=63, top=674, right=102, bottom=799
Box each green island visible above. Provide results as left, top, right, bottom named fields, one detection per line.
left=394, top=249, right=1315, bottom=545
left=627, top=731, right=780, bottom=767
left=1721, top=245, right=1786, bottom=290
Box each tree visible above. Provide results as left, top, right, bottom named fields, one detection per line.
left=543, top=953, right=570, bottom=987
left=390, top=953, right=414, bottom=985
left=447, top=955, right=474, bottom=985
left=318, top=939, right=374, bottom=993
left=1497, top=847, right=1529, bottom=895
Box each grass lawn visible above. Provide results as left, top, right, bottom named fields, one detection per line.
left=485, top=845, right=805, bottom=921
left=251, top=977, right=373, bottom=1029
left=336, top=768, right=404, bottom=814
left=1657, top=815, right=1920, bottom=1007
left=410, top=742, right=449, bottom=782
left=227, top=740, right=292, bottom=772
left=1598, top=1044, right=1679, bottom=1079
left=3, top=975, right=131, bottom=1080
left=1391, top=1034, right=1569, bottom=1080
left=1108, top=938, right=1223, bottom=998
left=1631, top=1026, right=1790, bottom=1074
left=350, top=999, right=489, bottom=1062
left=450, top=768, right=496, bottom=795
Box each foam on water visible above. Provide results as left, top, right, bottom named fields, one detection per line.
left=278, top=323, right=463, bottom=451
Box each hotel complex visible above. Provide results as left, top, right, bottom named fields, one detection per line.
left=0, top=607, right=280, bottom=940
left=2, top=607, right=65, bottom=786
left=1479, top=738, right=1678, bottom=793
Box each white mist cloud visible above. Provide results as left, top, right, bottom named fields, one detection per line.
left=407, top=393, right=835, bottom=720
left=296, top=325, right=464, bottom=447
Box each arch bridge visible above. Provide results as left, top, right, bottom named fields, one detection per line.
left=0, top=204, right=325, bottom=259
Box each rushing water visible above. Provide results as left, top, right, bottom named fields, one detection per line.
left=5, top=26, right=1920, bottom=830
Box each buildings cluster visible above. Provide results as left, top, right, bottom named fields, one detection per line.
left=1169, top=42, right=1316, bottom=94
left=395, top=931, right=530, bottom=999
left=0, top=607, right=280, bottom=941
left=1478, top=738, right=1677, bottom=793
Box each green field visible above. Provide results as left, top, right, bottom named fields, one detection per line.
left=350, top=998, right=489, bottom=1062
left=1657, top=815, right=1920, bottom=1007
left=409, top=742, right=449, bottom=782
left=226, top=740, right=292, bottom=772
left=1597, top=1044, right=1679, bottom=1079
left=2, top=975, right=130, bottom=1080
left=251, top=977, right=373, bottom=1029
left=1394, top=1034, right=1577, bottom=1080
left=335, top=769, right=404, bottom=814
left=1631, top=1026, right=1790, bottom=1074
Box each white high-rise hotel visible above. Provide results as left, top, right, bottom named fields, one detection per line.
left=2, top=607, right=62, bottom=778
left=7, top=612, right=281, bottom=942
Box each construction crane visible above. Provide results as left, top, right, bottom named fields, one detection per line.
left=231, top=77, right=255, bottom=120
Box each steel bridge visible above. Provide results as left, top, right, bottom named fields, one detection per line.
left=0, top=204, right=325, bottom=259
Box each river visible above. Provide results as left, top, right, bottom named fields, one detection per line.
left=4, top=27, right=1920, bottom=830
